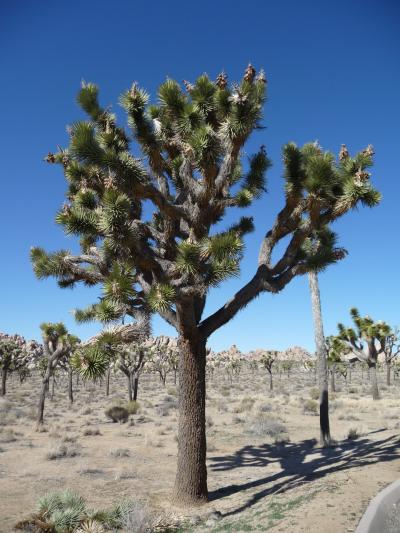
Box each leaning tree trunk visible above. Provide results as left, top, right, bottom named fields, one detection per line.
left=173, top=334, right=208, bottom=505
left=309, top=271, right=331, bottom=447
left=268, top=370, right=273, bottom=391
left=37, top=371, right=51, bottom=426
left=68, top=368, right=73, bottom=405
left=369, top=361, right=380, bottom=400
left=1, top=366, right=8, bottom=396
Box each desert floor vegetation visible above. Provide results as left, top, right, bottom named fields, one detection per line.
left=2, top=364, right=400, bottom=532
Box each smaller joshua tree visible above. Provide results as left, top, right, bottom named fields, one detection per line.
left=383, top=328, right=400, bottom=386
left=219, top=345, right=243, bottom=383
left=118, top=342, right=150, bottom=400
left=37, top=323, right=80, bottom=425
left=258, top=350, right=279, bottom=391
left=0, top=333, right=42, bottom=396
left=337, top=308, right=391, bottom=400
left=147, top=336, right=179, bottom=387
left=326, top=335, right=349, bottom=393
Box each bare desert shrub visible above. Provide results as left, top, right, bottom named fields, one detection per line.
left=83, top=426, right=101, bottom=436
left=309, top=387, right=319, bottom=401
left=162, top=395, right=178, bottom=407
left=46, top=441, right=81, bottom=460
left=156, top=404, right=173, bottom=417
left=249, top=413, right=288, bottom=438
left=105, top=405, right=129, bottom=423
left=126, top=401, right=140, bottom=415
left=114, top=470, right=137, bottom=481
left=206, top=416, right=214, bottom=428
left=338, top=414, right=360, bottom=421
left=123, top=501, right=181, bottom=533
left=234, top=397, right=255, bottom=413
left=303, top=399, right=318, bottom=415
left=274, top=433, right=290, bottom=445
left=110, top=447, right=130, bottom=458
left=0, top=428, right=17, bottom=443
left=347, top=427, right=362, bottom=440
left=258, top=402, right=273, bottom=412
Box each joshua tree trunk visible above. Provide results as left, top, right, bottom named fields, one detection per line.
left=1, top=366, right=8, bottom=396
left=126, top=373, right=133, bottom=401
left=37, top=368, right=52, bottom=426
left=173, top=334, right=207, bottom=505
left=309, top=271, right=331, bottom=446
left=106, top=367, right=110, bottom=396
left=50, top=375, right=55, bottom=401
left=133, top=374, right=139, bottom=401
left=268, top=370, right=273, bottom=391
left=386, top=362, right=391, bottom=386
left=369, top=361, right=380, bottom=400
left=68, top=368, right=73, bottom=405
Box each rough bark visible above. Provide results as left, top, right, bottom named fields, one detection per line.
left=1, top=367, right=7, bottom=396
left=369, top=362, right=380, bottom=400
left=173, top=334, right=208, bottom=505
left=133, top=374, right=139, bottom=401
left=386, top=362, right=391, bottom=386
left=309, top=271, right=331, bottom=446
left=37, top=377, right=49, bottom=425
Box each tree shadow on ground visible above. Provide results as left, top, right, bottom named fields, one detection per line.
left=209, top=429, right=400, bottom=516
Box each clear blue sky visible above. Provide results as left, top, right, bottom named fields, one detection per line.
left=1, top=0, right=399, bottom=352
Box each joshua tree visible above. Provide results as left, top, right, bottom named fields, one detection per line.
left=382, top=328, right=400, bottom=386
left=117, top=342, right=150, bottom=400
left=259, top=349, right=279, bottom=391
left=0, top=333, right=42, bottom=396
left=326, top=335, right=348, bottom=393
left=337, top=308, right=390, bottom=400
left=219, top=345, right=243, bottom=383
left=148, top=336, right=178, bottom=387
left=31, top=66, right=380, bottom=504
left=37, top=323, right=79, bottom=425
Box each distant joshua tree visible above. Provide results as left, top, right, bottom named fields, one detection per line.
left=0, top=333, right=42, bottom=396
left=37, top=323, right=79, bottom=426
left=259, top=350, right=279, bottom=391
left=337, top=308, right=391, bottom=400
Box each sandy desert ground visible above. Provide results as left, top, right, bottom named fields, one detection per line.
left=1, top=366, right=400, bottom=532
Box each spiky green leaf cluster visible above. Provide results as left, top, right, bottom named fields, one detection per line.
left=71, top=344, right=111, bottom=380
